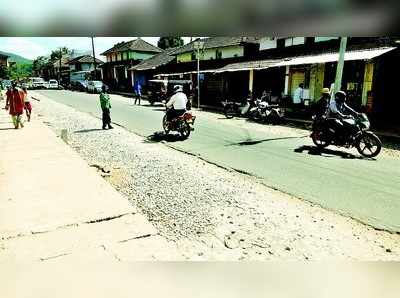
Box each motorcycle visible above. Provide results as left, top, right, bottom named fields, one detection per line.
left=222, top=98, right=256, bottom=119
left=162, top=107, right=196, bottom=139
left=248, top=99, right=285, bottom=124
left=311, top=113, right=382, bottom=158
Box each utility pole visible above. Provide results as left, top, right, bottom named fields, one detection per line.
left=91, top=37, right=97, bottom=80
left=194, top=40, right=204, bottom=109
left=333, top=37, right=348, bottom=95
left=58, top=48, right=62, bottom=84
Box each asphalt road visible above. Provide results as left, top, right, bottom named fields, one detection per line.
left=37, top=90, right=400, bottom=232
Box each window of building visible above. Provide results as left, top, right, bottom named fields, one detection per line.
left=216, top=49, right=222, bottom=59
left=191, top=52, right=196, bottom=61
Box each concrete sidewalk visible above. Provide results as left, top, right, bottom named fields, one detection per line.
left=0, top=108, right=182, bottom=262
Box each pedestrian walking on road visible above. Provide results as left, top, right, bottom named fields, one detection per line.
left=22, top=87, right=32, bottom=122
left=134, top=81, right=142, bottom=105
left=5, top=82, right=25, bottom=129
left=99, top=85, right=113, bottom=130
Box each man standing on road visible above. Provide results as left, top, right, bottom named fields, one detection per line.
left=293, top=83, right=304, bottom=108
left=134, top=81, right=142, bottom=105
left=99, top=85, right=113, bottom=130
left=5, top=82, right=25, bottom=129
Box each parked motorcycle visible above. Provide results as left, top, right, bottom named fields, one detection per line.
left=162, top=107, right=196, bottom=139
left=222, top=98, right=256, bottom=119
left=248, top=99, right=285, bottom=124
left=311, top=113, right=382, bottom=158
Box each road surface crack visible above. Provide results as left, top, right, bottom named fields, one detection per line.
left=39, top=252, right=70, bottom=261
left=2, top=213, right=135, bottom=241
left=118, top=233, right=155, bottom=243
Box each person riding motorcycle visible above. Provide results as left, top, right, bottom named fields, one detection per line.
left=326, top=91, right=361, bottom=141
left=314, top=88, right=331, bottom=118
left=165, top=85, right=188, bottom=123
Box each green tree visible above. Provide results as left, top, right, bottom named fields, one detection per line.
left=7, top=63, right=33, bottom=80
left=157, top=37, right=184, bottom=50
left=32, top=56, right=48, bottom=74
left=50, top=47, right=71, bottom=61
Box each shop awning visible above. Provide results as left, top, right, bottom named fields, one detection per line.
left=214, top=47, right=396, bottom=73
left=214, top=60, right=281, bottom=73
left=274, top=47, right=396, bottom=67
left=154, top=72, right=185, bottom=77
left=154, top=68, right=220, bottom=77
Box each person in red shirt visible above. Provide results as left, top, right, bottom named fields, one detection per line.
left=5, top=82, right=25, bottom=129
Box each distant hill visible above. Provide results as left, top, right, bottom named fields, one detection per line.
left=0, top=51, right=32, bottom=65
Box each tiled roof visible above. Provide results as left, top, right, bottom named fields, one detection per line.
left=53, top=56, right=70, bottom=67
left=130, top=48, right=176, bottom=71
left=68, top=55, right=103, bottom=64
left=170, top=37, right=260, bottom=55
left=101, top=38, right=163, bottom=55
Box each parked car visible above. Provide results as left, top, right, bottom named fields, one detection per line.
left=47, top=79, right=59, bottom=89
left=71, top=80, right=88, bottom=92
left=30, top=77, right=46, bottom=89
left=87, top=80, right=105, bottom=93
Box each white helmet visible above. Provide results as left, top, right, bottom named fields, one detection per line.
left=174, top=85, right=183, bottom=93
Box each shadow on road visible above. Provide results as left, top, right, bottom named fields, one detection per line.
left=0, top=127, right=15, bottom=131
left=226, top=135, right=308, bottom=146
left=145, top=131, right=184, bottom=143
left=294, top=145, right=375, bottom=160
left=74, top=128, right=105, bottom=133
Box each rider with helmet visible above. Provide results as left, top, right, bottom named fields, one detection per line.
left=326, top=91, right=360, bottom=141
left=327, top=91, right=359, bottom=119
left=165, top=85, right=188, bottom=123
left=314, top=87, right=331, bottom=119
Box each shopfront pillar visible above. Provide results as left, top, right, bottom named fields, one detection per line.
left=249, top=69, right=254, bottom=93
left=284, top=65, right=290, bottom=95
left=362, top=61, right=374, bottom=107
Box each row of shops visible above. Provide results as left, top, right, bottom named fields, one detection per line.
left=98, top=37, right=400, bottom=125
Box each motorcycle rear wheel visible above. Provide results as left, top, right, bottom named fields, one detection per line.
left=179, top=122, right=191, bottom=139
left=356, top=132, right=381, bottom=158
left=311, top=130, right=329, bottom=148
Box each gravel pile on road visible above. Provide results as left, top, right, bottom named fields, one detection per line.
left=33, top=94, right=400, bottom=260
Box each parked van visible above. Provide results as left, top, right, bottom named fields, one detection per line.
left=28, top=77, right=46, bottom=89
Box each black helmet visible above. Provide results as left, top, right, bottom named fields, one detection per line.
left=335, top=91, right=347, bottom=102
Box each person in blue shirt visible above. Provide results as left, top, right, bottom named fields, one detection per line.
left=134, top=81, right=142, bottom=105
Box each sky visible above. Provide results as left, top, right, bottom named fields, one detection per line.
left=0, top=37, right=192, bottom=61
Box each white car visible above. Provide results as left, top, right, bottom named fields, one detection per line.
left=87, top=81, right=105, bottom=93
left=31, top=77, right=46, bottom=89
left=47, top=79, right=59, bottom=89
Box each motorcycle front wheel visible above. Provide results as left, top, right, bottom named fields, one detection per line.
left=356, top=132, right=382, bottom=158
